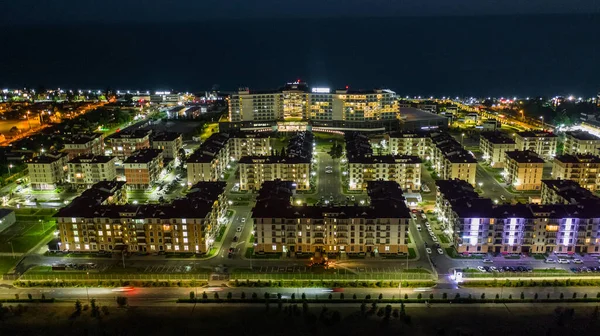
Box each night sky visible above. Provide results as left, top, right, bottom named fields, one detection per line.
left=1, top=0, right=598, bottom=24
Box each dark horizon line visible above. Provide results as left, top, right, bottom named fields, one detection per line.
left=1, top=12, right=599, bottom=27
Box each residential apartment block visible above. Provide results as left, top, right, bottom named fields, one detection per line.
left=27, top=153, right=69, bottom=190
left=563, top=130, right=600, bottom=155
left=56, top=181, right=228, bottom=254
left=540, top=179, right=600, bottom=206
left=228, top=81, right=399, bottom=124
left=251, top=180, right=411, bottom=255
left=436, top=179, right=600, bottom=254
left=107, top=129, right=152, bottom=159
left=123, top=149, right=164, bottom=190
left=514, top=130, right=557, bottom=160
left=151, top=131, right=182, bottom=160
left=228, top=132, right=273, bottom=160
left=479, top=132, right=516, bottom=168
left=504, top=150, right=544, bottom=191
left=385, top=131, right=429, bottom=157
left=238, top=132, right=313, bottom=191
left=429, top=132, right=477, bottom=185
left=186, top=133, right=230, bottom=185
left=68, top=155, right=117, bottom=189
left=345, top=132, right=421, bottom=191
left=63, top=133, right=104, bottom=160
left=552, top=154, right=600, bottom=191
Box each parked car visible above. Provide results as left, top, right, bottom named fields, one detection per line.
left=482, top=258, right=493, bottom=263
left=416, top=225, right=422, bottom=231
left=558, top=259, right=570, bottom=264
left=426, top=248, right=432, bottom=254
left=545, top=258, right=556, bottom=263
left=477, top=266, right=486, bottom=272
left=425, top=222, right=431, bottom=228
left=437, top=248, right=444, bottom=255
left=241, top=218, right=246, bottom=223
left=431, top=236, right=438, bottom=242
left=236, top=227, right=242, bottom=232
left=573, top=258, right=583, bottom=264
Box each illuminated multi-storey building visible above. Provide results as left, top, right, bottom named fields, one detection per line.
left=514, top=130, right=557, bottom=160
left=252, top=180, right=411, bottom=255
left=63, top=133, right=104, bottom=160
left=68, top=154, right=117, bottom=189
left=56, top=181, right=228, bottom=254
left=27, top=153, right=69, bottom=190
left=479, top=132, right=516, bottom=168
left=385, top=131, right=429, bottom=157
left=552, top=154, right=600, bottom=191
left=435, top=179, right=600, bottom=254
left=563, top=130, right=600, bottom=155
left=227, top=81, right=400, bottom=130
left=504, top=150, right=544, bottom=191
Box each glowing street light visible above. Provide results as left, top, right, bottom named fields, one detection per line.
left=461, top=133, right=465, bottom=146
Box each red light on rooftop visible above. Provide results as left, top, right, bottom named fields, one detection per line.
left=345, top=85, right=349, bottom=89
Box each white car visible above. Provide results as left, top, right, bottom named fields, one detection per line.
left=489, top=266, right=497, bottom=272
left=573, top=258, right=583, bottom=264
left=425, top=222, right=431, bottom=228
left=241, top=218, right=246, bottom=223
left=500, top=195, right=506, bottom=201
left=426, top=248, right=432, bottom=254
left=545, top=258, right=556, bottom=263
left=236, top=227, right=242, bottom=232
left=437, top=248, right=443, bottom=255
left=431, top=236, right=438, bottom=242
left=558, top=259, right=570, bottom=264
left=416, top=225, right=422, bottom=231
left=477, top=266, right=486, bottom=272
left=421, top=214, right=427, bottom=220
left=482, top=258, right=493, bottom=263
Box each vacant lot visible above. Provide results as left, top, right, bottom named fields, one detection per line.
left=0, top=209, right=56, bottom=253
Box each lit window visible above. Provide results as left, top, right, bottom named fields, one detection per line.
left=182, top=219, right=186, bottom=224
left=150, top=245, right=156, bottom=250
left=183, top=238, right=188, bottom=243
left=385, top=246, right=390, bottom=251
left=184, top=245, right=189, bottom=251
left=195, top=245, right=199, bottom=251
left=183, top=232, right=188, bottom=237
left=98, top=231, right=103, bottom=236
left=74, top=237, right=80, bottom=243
left=84, top=244, right=90, bottom=250
left=174, top=245, right=180, bottom=251
left=71, top=218, right=77, bottom=223
left=75, top=244, right=81, bottom=250
left=105, top=224, right=110, bottom=230
left=272, top=245, right=277, bottom=251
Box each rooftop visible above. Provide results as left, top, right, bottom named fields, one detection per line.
left=123, top=149, right=163, bottom=164
left=28, top=153, right=68, bottom=164
left=516, top=130, right=557, bottom=139
left=505, top=150, right=545, bottom=163
left=107, top=129, right=152, bottom=140
left=554, top=153, right=600, bottom=164
left=480, top=132, right=516, bottom=144
left=68, top=154, right=116, bottom=164
left=151, top=131, right=182, bottom=142
left=64, top=133, right=102, bottom=145
left=566, top=130, right=600, bottom=141
left=386, top=130, right=430, bottom=139
left=401, top=107, right=448, bottom=121
left=348, top=155, right=422, bottom=165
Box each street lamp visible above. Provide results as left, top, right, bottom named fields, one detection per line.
left=86, top=272, right=90, bottom=303
left=461, top=133, right=465, bottom=146
left=540, top=116, right=544, bottom=130
left=8, top=242, right=14, bottom=259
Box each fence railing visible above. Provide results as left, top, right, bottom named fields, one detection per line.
left=463, top=272, right=598, bottom=279
left=228, top=272, right=433, bottom=281
left=12, top=271, right=433, bottom=282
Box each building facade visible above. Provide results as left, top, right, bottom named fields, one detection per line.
left=239, top=157, right=311, bottom=191
left=504, top=150, right=545, bottom=191
left=107, top=129, right=152, bottom=159
left=63, top=133, right=104, bottom=160
left=228, top=132, right=273, bottom=160
left=552, top=154, right=600, bottom=191
left=563, top=130, right=600, bottom=155
left=228, top=82, right=400, bottom=124
left=123, top=149, right=164, bottom=190
left=68, top=155, right=117, bottom=189
left=385, top=131, right=429, bottom=157
left=514, top=131, right=557, bottom=160
left=252, top=180, right=411, bottom=255
left=151, top=131, right=183, bottom=160
left=186, top=133, right=230, bottom=185
left=27, top=153, right=69, bottom=190
left=56, top=181, right=228, bottom=254
left=479, top=132, right=516, bottom=168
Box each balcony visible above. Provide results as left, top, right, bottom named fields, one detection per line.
left=314, top=239, right=325, bottom=245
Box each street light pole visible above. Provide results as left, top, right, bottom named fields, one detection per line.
left=8, top=242, right=14, bottom=259
left=8, top=164, right=12, bottom=176
left=86, top=272, right=90, bottom=303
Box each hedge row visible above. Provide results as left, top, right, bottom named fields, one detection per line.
left=14, top=280, right=208, bottom=288
left=228, top=280, right=436, bottom=288
left=0, top=299, right=55, bottom=303
left=463, top=278, right=600, bottom=287
left=177, top=297, right=600, bottom=304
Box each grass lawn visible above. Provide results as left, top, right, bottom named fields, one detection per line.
left=533, top=268, right=569, bottom=273
left=244, top=247, right=281, bottom=259
left=0, top=256, right=19, bottom=274
left=215, top=226, right=227, bottom=243
left=532, top=254, right=548, bottom=260
left=0, top=221, right=56, bottom=253
left=438, top=235, right=450, bottom=244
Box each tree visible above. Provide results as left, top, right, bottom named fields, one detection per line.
left=417, top=293, right=422, bottom=300
left=301, top=293, right=306, bottom=300
left=534, top=293, right=539, bottom=300
left=189, top=291, right=195, bottom=300
left=203, top=292, right=208, bottom=299
left=360, top=302, right=367, bottom=315
left=290, top=293, right=295, bottom=300
left=495, top=294, right=499, bottom=300
left=442, top=293, right=447, bottom=299
left=573, top=293, right=577, bottom=299
left=560, top=293, right=564, bottom=300
left=353, top=294, right=357, bottom=300
left=328, top=142, right=343, bottom=159
left=404, top=294, right=408, bottom=300
left=385, top=305, right=392, bottom=319
left=328, top=294, right=333, bottom=300
left=520, top=292, right=525, bottom=300
left=116, top=296, right=128, bottom=307
left=241, top=292, right=246, bottom=299
left=252, top=292, right=258, bottom=299
left=214, top=293, right=219, bottom=299
left=75, top=300, right=82, bottom=312
left=227, top=292, right=233, bottom=300
left=429, top=293, right=434, bottom=300
left=365, top=294, right=371, bottom=300
left=27, top=294, right=32, bottom=300
left=481, top=293, right=485, bottom=300
left=378, top=293, right=383, bottom=300
left=340, top=293, right=344, bottom=300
